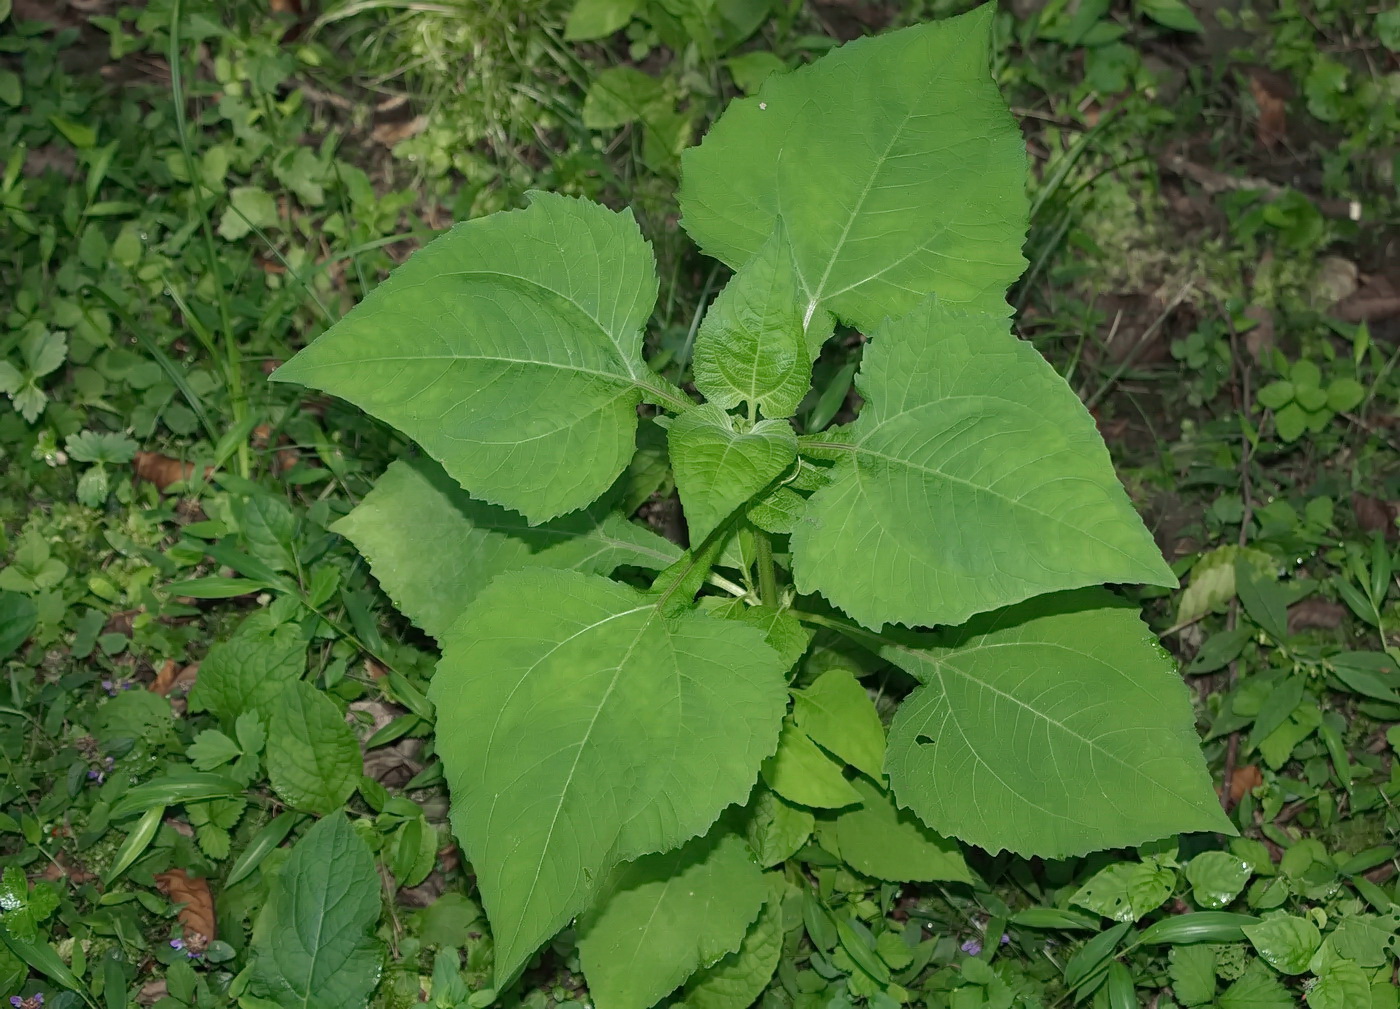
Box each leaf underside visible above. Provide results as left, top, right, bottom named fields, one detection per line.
left=429, top=568, right=788, bottom=984
left=272, top=191, right=679, bottom=523
left=679, top=4, right=1028, bottom=329
left=334, top=456, right=680, bottom=640
left=882, top=589, right=1234, bottom=858
left=791, top=300, right=1176, bottom=630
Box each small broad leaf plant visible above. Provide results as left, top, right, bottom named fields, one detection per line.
left=275, top=7, right=1232, bottom=1007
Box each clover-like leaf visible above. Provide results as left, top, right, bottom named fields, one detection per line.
left=680, top=5, right=1027, bottom=328
left=431, top=568, right=788, bottom=984
left=334, top=457, right=680, bottom=639
left=883, top=589, right=1233, bottom=858
left=273, top=192, right=688, bottom=523
left=577, top=823, right=765, bottom=1009
left=692, top=226, right=826, bottom=419
left=791, top=301, right=1176, bottom=629
left=669, top=405, right=796, bottom=544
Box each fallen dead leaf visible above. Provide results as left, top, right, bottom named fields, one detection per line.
left=133, top=452, right=212, bottom=492
left=154, top=867, right=217, bottom=943
left=371, top=114, right=428, bottom=147
left=1230, top=764, right=1264, bottom=803
left=151, top=659, right=199, bottom=697
left=1287, top=598, right=1346, bottom=633
left=136, top=980, right=168, bottom=1007
left=1248, top=71, right=1288, bottom=149
left=40, top=855, right=95, bottom=885
left=1243, top=304, right=1276, bottom=361
left=1353, top=493, right=1398, bottom=540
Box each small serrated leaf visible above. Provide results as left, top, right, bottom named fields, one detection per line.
left=670, top=405, right=796, bottom=545
left=266, top=681, right=362, bottom=815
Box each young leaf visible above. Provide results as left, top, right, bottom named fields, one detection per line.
left=247, top=813, right=383, bottom=1009
left=883, top=589, right=1233, bottom=858
left=187, top=627, right=305, bottom=725
left=791, top=302, right=1176, bottom=629
left=669, top=405, right=797, bottom=544
left=692, top=226, right=826, bottom=419
left=430, top=568, right=788, bottom=984
left=577, top=824, right=766, bottom=1009
left=678, top=875, right=789, bottom=1009
left=334, top=457, right=680, bottom=639
left=822, top=774, right=970, bottom=883
left=272, top=192, right=688, bottom=523
left=266, top=681, right=362, bottom=816
left=791, top=668, right=885, bottom=779
left=739, top=786, right=814, bottom=867
left=679, top=5, right=1027, bottom=327
left=707, top=599, right=812, bottom=673
left=1070, top=859, right=1176, bottom=922
left=761, top=717, right=860, bottom=809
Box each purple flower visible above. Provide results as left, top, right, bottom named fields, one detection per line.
left=170, top=938, right=185, bottom=950
left=87, top=769, right=103, bottom=782
left=960, top=939, right=982, bottom=955
left=10, top=997, right=21, bottom=1008
left=100, top=679, right=115, bottom=695
left=1000, top=933, right=1010, bottom=945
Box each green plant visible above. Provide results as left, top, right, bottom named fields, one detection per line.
left=273, top=7, right=1232, bottom=1005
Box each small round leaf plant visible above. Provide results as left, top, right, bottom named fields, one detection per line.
left=274, top=6, right=1232, bottom=1006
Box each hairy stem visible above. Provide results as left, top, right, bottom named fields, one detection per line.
left=754, top=530, right=778, bottom=607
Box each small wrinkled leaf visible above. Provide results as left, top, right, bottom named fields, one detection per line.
left=1070, top=860, right=1176, bottom=923
left=274, top=193, right=683, bottom=523
left=791, top=668, right=884, bottom=779
left=431, top=569, right=787, bottom=984
left=577, top=825, right=765, bottom=1009
left=1168, top=944, right=1216, bottom=1006
left=670, top=405, right=797, bottom=545
left=680, top=7, right=1027, bottom=326
left=1306, top=944, right=1372, bottom=1009
left=1242, top=911, right=1322, bottom=974
left=761, top=718, right=860, bottom=809
left=792, top=303, right=1175, bottom=630
left=248, top=814, right=383, bottom=1009
left=188, top=627, right=305, bottom=724
left=1217, top=959, right=1295, bottom=1009
left=739, top=786, right=813, bottom=868
left=335, top=457, right=679, bottom=640
left=823, top=775, right=970, bottom=883
left=693, top=227, right=825, bottom=418
left=885, top=590, right=1232, bottom=858
left=1185, top=851, right=1253, bottom=909
left=266, top=681, right=362, bottom=816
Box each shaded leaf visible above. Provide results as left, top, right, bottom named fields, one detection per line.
left=188, top=627, right=305, bottom=724
left=791, top=303, right=1175, bottom=630
left=273, top=192, right=685, bottom=523
left=680, top=7, right=1027, bottom=327
left=791, top=667, right=885, bottom=779
left=430, top=569, right=787, bottom=983
left=670, top=405, right=796, bottom=544
left=823, top=775, right=970, bottom=883
left=761, top=717, right=860, bottom=809
left=267, top=681, right=362, bottom=816
left=884, top=590, right=1232, bottom=858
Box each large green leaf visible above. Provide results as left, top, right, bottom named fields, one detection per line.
left=692, top=226, right=826, bottom=420
left=577, top=824, right=765, bottom=1009
left=431, top=569, right=788, bottom=983
left=821, top=775, right=970, bottom=883
left=791, top=667, right=885, bottom=780
left=334, top=457, right=680, bottom=639
left=266, top=681, right=362, bottom=816
left=883, top=590, right=1233, bottom=858
left=679, top=5, right=1027, bottom=328
left=791, top=302, right=1176, bottom=629
left=247, top=813, right=383, bottom=1009
left=669, top=405, right=796, bottom=544
left=272, top=192, right=688, bottom=523
left=678, top=874, right=789, bottom=1009
left=760, top=717, right=860, bottom=809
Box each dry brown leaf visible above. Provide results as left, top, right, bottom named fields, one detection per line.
left=1287, top=598, right=1346, bottom=633
left=151, top=659, right=199, bottom=697
left=154, top=868, right=217, bottom=943
left=136, top=980, right=168, bottom=1007
left=1243, top=304, right=1276, bottom=361
left=1353, top=493, right=1398, bottom=540
left=133, top=452, right=212, bottom=492
left=1230, top=764, right=1263, bottom=803
left=371, top=114, right=428, bottom=147
left=1249, top=71, right=1287, bottom=149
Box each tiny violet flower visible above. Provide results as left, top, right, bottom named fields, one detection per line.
left=1000, top=933, right=1010, bottom=945
left=960, top=939, right=982, bottom=955
left=170, top=938, right=185, bottom=950
left=9, top=997, right=20, bottom=1007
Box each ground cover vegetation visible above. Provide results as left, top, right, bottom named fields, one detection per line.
left=0, top=1, right=1397, bottom=1007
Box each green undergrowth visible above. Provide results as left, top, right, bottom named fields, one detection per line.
left=1, top=1, right=1398, bottom=1008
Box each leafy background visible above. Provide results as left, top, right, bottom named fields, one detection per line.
left=1, top=0, right=1399, bottom=1007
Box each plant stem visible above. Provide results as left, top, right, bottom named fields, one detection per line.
left=754, top=530, right=778, bottom=607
